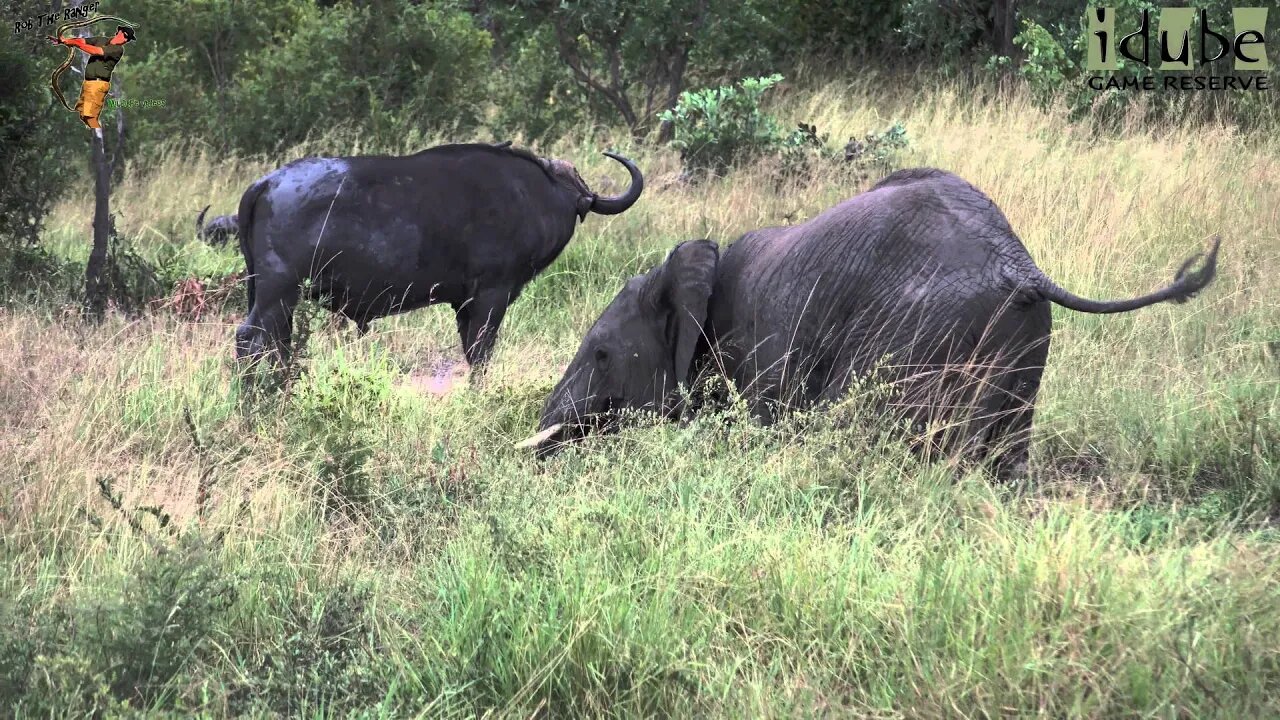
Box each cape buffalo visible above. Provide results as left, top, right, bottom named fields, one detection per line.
left=234, top=142, right=643, bottom=371
left=195, top=205, right=238, bottom=247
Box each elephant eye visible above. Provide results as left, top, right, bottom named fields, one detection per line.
left=594, top=348, right=609, bottom=367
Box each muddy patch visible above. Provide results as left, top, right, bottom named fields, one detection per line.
left=405, top=358, right=469, bottom=396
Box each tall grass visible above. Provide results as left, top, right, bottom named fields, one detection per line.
left=3, top=78, right=1278, bottom=716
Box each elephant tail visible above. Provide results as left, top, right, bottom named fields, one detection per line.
left=237, top=178, right=270, bottom=311
left=1025, top=235, right=1220, bottom=314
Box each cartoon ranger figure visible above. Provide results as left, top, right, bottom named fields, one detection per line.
left=46, top=25, right=135, bottom=133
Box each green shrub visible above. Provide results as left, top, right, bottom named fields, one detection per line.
left=776, top=121, right=838, bottom=176
left=765, top=0, right=904, bottom=61
left=1, top=5, right=80, bottom=273
left=899, top=0, right=996, bottom=60
left=289, top=348, right=398, bottom=519
left=228, top=579, right=387, bottom=716
left=10, top=533, right=235, bottom=714
left=1011, top=20, right=1074, bottom=104
left=995, top=3, right=1280, bottom=126
left=228, top=0, right=491, bottom=154
left=0, top=243, right=83, bottom=307
left=660, top=74, right=788, bottom=175
left=840, top=121, right=911, bottom=179
left=661, top=75, right=910, bottom=179
left=487, top=27, right=593, bottom=141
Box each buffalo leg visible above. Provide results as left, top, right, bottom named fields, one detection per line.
left=236, top=279, right=299, bottom=366
left=456, top=288, right=511, bottom=372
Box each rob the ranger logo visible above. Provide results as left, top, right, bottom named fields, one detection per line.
left=1086, top=6, right=1271, bottom=91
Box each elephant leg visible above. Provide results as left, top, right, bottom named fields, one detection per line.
left=956, top=357, right=1021, bottom=466
left=989, top=371, right=1042, bottom=482
left=977, top=307, right=1051, bottom=482
left=234, top=316, right=262, bottom=362
left=236, top=278, right=299, bottom=367
left=747, top=331, right=813, bottom=423
left=986, top=345, right=1048, bottom=483
left=888, top=355, right=992, bottom=469
left=902, top=350, right=967, bottom=460
left=456, top=288, right=512, bottom=374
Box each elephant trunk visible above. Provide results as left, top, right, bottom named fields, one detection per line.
left=589, top=152, right=644, bottom=216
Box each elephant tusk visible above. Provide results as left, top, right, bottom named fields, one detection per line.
left=514, top=423, right=563, bottom=449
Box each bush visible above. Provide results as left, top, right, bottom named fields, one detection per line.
left=1010, top=20, right=1073, bottom=104
left=764, top=0, right=904, bottom=61
left=486, top=27, right=593, bottom=141
left=288, top=347, right=399, bottom=519
left=227, top=0, right=492, bottom=154
left=899, top=0, right=998, bottom=61
left=661, top=74, right=911, bottom=180
left=0, top=4, right=80, bottom=252
left=228, top=579, right=387, bottom=716
left=843, top=122, right=911, bottom=176
left=107, top=0, right=308, bottom=150
left=660, top=74, right=787, bottom=176
left=995, top=3, right=1280, bottom=127
left=0, top=243, right=83, bottom=307
left=113, top=0, right=496, bottom=153
left=9, top=533, right=235, bottom=715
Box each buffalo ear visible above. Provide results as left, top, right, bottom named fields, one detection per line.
left=642, top=239, right=719, bottom=384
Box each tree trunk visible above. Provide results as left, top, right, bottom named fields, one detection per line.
left=113, top=107, right=127, bottom=183
left=991, top=0, right=1018, bottom=58
left=109, top=83, right=127, bottom=184
left=83, top=130, right=112, bottom=321
left=656, top=48, right=692, bottom=143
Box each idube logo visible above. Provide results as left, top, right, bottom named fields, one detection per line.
left=1086, top=7, right=1270, bottom=91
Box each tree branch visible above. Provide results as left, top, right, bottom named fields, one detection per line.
left=551, top=17, right=639, bottom=130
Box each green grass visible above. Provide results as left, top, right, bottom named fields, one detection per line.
left=2, top=77, right=1278, bottom=717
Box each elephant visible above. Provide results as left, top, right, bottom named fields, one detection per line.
left=234, top=141, right=643, bottom=371
left=528, top=168, right=1220, bottom=478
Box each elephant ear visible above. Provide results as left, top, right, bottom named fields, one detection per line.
left=642, top=239, right=719, bottom=384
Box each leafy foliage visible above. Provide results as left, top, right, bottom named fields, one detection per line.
left=494, top=0, right=788, bottom=137
left=486, top=26, right=594, bottom=141
left=0, top=244, right=83, bottom=307
left=7, top=533, right=235, bottom=715
left=661, top=75, right=910, bottom=178
left=228, top=1, right=492, bottom=154
left=660, top=74, right=787, bottom=175
left=899, top=0, right=1017, bottom=60
left=0, top=3, right=80, bottom=251
left=994, top=0, right=1280, bottom=125
left=113, top=0, right=492, bottom=154
left=843, top=122, right=911, bottom=176
left=288, top=347, right=399, bottom=520
left=767, top=0, right=905, bottom=59
left=228, top=580, right=386, bottom=716
left=1010, top=20, right=1073, bottom=102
